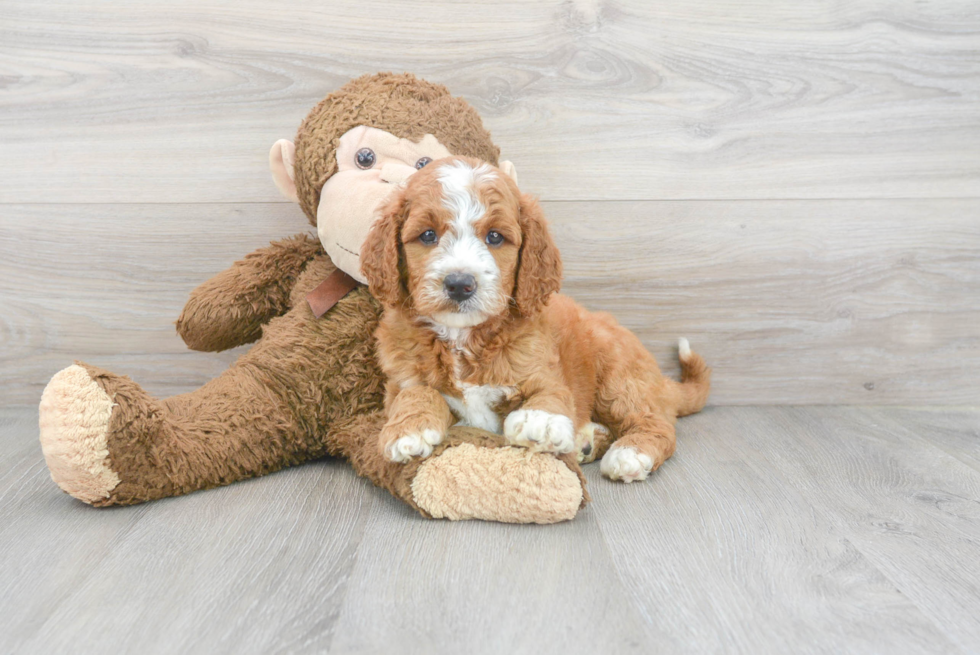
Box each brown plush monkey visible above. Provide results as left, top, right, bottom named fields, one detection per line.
left=37, top=73, right=588, bottom=523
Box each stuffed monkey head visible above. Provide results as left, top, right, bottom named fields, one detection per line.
left=269, top=72, right=517, bottom=283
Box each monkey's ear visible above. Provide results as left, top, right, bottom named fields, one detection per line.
left=269, top=139, right=299, bottom=203
left=500, top=160, right=518, bottom=186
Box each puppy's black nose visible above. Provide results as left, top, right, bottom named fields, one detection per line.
left=444, top=273, right=477, bottom=303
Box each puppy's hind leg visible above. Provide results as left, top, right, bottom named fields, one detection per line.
left=592, top=369, right=678, bottom=482
left=593, top=337, right=708, bottom=482
left=599, top=412, right=675, bottom=483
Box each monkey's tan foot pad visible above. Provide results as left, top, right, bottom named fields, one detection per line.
left=576, top=421, right=610, bottom=464
left=411, top=443, right=584, bottom=524
left=39, top=365, right=121, bottom=504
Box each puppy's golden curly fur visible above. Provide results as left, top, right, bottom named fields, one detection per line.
left=362, top=157, right=710, bottom=481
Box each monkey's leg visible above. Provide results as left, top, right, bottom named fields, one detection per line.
left=38, top=358, right=330, bottom=506
left=327, top=413, right=588, bottom=524
left=39, top=357, right=587, bottom=522
left=38, top=280, right=376, bottom=507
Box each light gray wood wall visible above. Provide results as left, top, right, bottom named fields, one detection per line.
left=1, top=0, right=978, bottom=406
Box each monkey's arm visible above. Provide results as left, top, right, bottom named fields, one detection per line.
left=176, top=233, right=323, bottom=352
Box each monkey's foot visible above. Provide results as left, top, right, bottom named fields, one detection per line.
left=412, top=441, right=585, bottom=524
left=576, top=421, right=611, bottom=464
left=39, top=365, right=122, bottom=504
left=39, top=363, right=175, bottom=506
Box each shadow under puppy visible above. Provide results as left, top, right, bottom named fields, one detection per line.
left=361, top=156, right=710, bottom=482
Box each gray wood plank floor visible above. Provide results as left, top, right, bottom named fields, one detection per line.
left=2, top=405, right=978, bottom=654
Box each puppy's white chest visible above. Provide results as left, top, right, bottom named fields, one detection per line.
left=442, top=384, right=515, bottom=434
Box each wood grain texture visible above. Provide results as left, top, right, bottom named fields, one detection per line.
left=588, top=408, right=961, bottom=654
left=552, top=198, right=980, bottom=405
left=3, top=199, right=977, bottom=406
left=1, top=1, right=978, bottom=203
left=328, top=494, right=652, bottom=654
left=0, top=203, right=305, bottom=404
left=0, top=405, right=372, bottom=653
left=732, top=406, right=980, bottom=652
left=3, top=405, right=979, bottom=653
left=876, top=407, right=980, bottom=473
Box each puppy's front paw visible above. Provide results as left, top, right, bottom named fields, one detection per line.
left=383, top=429, right=443, bottom=463
left=600, top=445, right=653, bottom=483
left=503, top=409, right=575, bottom=454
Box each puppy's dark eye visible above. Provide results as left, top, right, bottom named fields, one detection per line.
left=415, top=157, right=432, bottom=170
left=355, top=148, right=376, bottom=169
left=486, top=230, right=504, bottom=247
left=419, top=230, right=438, bottom=245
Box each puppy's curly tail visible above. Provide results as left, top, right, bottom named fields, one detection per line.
left=675, top=338, right=711, bottom=417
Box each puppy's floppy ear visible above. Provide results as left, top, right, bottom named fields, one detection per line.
left=514, top=193, right=563, bottom=318
left=361, top=189, right=410, bottom=308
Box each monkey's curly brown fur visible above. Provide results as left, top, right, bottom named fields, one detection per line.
left=294, top=73, right=501, bottom=225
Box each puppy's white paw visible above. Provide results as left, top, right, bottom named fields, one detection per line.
left=385, top=429, right=443, bottom=463
left=503, top=409, right=575, bottom=454
left=600, top=446, right=653, bottom=483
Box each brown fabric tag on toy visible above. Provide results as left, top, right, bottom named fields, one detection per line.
left=306, top=269, right=360, bottom=318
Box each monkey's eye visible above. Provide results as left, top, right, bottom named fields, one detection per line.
left=419, top=230, right=438, bottom=246
left=355, top=148, right=376, bottom=169
left=415, top=157, right=433, bottom=170
left=486, top=230, right=504, bottom=247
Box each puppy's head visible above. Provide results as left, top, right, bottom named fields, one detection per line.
left=361, top=156, right=562, bottom=326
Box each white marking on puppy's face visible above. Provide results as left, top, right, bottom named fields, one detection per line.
left=439, top=160, right=496, bottom=227
left=419, top=160, right=507, bottom=329
left=399, top=157, right=524, bottom=340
